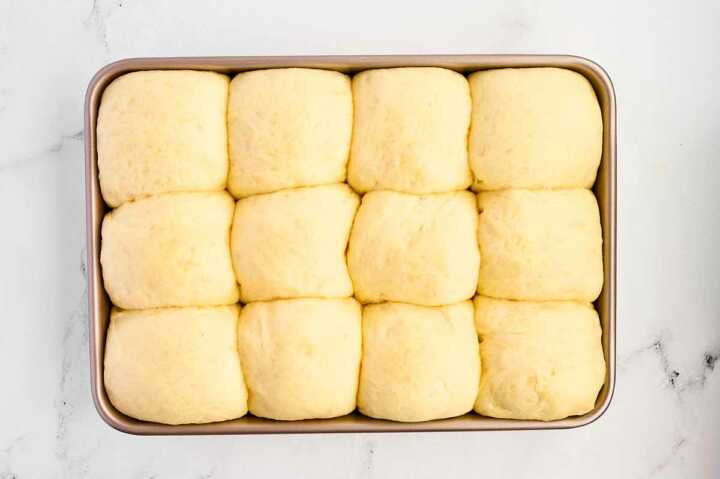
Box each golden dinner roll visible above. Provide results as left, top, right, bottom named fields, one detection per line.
left=477, top=189, right=603, bottom=302
left=348, top=67, right=472, bottom=193
left=474, top=296, right=606, bottom=421
left=227, top=68, right=352, bottom=198
left=468, top=67, right=602, bottom=190
left=104, top=305, right=247, bottom=425
left=348, top=190, right=480, bottom=306
left=100, top=192, right=239, bottom=309
left=358, top=301, right=480, bottom=422
left=237, top=298, right=362, bottom=420
left=97, top=70, right=229, bottom=207
left=231, top=184, right=358, bottom=302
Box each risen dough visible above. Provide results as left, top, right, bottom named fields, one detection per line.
left=237, top=298, right=362, bottom=420
left=348, top=67, right=471, bottom=193
left=474, top=296, right=606, bottom=421
left=358, top=301, right=480, bottom=422
left=101, top=192, right=239, bottom=309
left=97, top=70, right=229, bottom=207
left=348, top=190, right=480, bottom=306
left=231, top=184, right=358, bottom=302
left=477, top=189, right=603, bottom=302
left=227, top=68, right=352, bottom=198
left=104, top=305, right=247, bottom=425
left=468, top=67, right=602, bottom=190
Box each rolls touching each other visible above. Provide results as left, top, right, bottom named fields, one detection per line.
left=97, top=66, right=607, bottom=426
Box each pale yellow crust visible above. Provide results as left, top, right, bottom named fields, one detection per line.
left=100, top=192, right=239, bottom=309
left=477, top=189, right=603, bottom=302
left=97, top=70, right=229, bottom=207
left=468, top=67, right=602, bottom=191
left=348, top=190, right=480, bottom=306
left=230, top=184, right=359, bottom=302
left=227, top=68, right=352, bottom=198
left=358, top=301, right=480, bottom=422
left=97, top=65, right=608, bottom=425
left=348, top=67, right=472, bottom=194
left=473, top=296, right=606, bottom=421
left=103, top=306, right=248, bottom=425
left=237, top=298, right=362, bottom=420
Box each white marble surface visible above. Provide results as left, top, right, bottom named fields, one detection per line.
left=1, top=0, right=719, bottom=477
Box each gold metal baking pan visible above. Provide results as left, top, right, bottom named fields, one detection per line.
left=84, top=55, right=616, bottom=434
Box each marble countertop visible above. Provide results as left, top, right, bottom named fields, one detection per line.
left=1, top=0, right=718, bottom=477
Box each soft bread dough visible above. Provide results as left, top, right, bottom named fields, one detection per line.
left=358, top=301, right=480, bottom=422
left=348, top=67, right=472, bottom=193
left=474, top=296, right=606, bottom=421
left=477, top=189, right=603, bottom=302
left=237, top=298, right=362, bottom=420
left=227, top=68, right=352, bottom=198
left=97, top=70, right=229, bottom=207
left=231, top=184, right=358, bottom=302
left=101, top=192, right=239, bottom=309
left=468, top=67, right=602, bottom=191
left=348, top=191, right=480, bottom=306
left=104, top=305, right=247, bottom=425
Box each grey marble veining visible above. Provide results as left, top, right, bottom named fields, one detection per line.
left=1, top=0, right=719, bottom=477
left=620, top=336, right=720, bottom=396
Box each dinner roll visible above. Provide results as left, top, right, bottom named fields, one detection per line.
left=469, top=67, right=602, bottom=190
left=348, top=190, right=479, bottom=306
left=104, top=305, right=247, bottom=425
left=358, top=301, right=480, bottom=422
left=231, top=184, right=358, bottom=302
left=97, top=70, right=229, bottom=207
left=237, top=298, right=362, bottom=420
left=477, top=189, right=603, bottom=302
left=474, top=296, right=606, bottom=421
left=227, top=68, right=352, bottom=198
left=101, top=192, right=239, bottom=309
left=348, top=67, right=472, bottom=193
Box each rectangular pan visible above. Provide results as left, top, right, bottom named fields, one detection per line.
left=85, top=55, right=616, bottom=434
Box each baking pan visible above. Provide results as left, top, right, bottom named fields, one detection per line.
left=84, top=55, right=616, bottom=434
